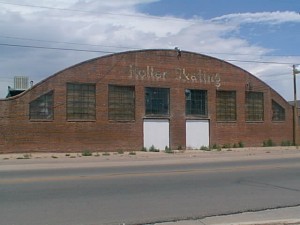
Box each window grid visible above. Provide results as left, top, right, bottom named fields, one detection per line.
left=216, top=91, right=236, bottom=121
left=186, top=89, right=208, bottom=116
left=145, top=87, right=170, bottom=115
left=67, top=83, right=96, bottom=120
left=109, top=85, right=135, bottom=121
left=29, top=91, right=54, bottom=120
left=272, top=100, right=285, bottom=121
left=246, top=92, right=264, bottom=121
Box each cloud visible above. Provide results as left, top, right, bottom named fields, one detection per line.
left=211, top=11, right=300, bottom=25
left=0, top=1, right=299, bottom=101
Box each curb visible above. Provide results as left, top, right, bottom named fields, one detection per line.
left=154, top=206, right=300, bottom=225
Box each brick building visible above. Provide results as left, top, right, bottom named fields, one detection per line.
left=0, top=49, right=294, bottom=153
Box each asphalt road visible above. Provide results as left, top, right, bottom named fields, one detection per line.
left=1, top=156, right=300, bottom=225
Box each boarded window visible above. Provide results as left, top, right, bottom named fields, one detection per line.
left=108, top=85, right=135, bottom=121
left=246, top=92, right=264, bottom=121
left=216, top=90, right=236, bottom=121
left=185, top=89, right=207, bottom=116
left=145, top=87, right=170, bottom=115
left=272, top=100, right=285, bottom=121
left=67, top=83, right=96, bottom=120
left=29, top=91, right=54, bottom=120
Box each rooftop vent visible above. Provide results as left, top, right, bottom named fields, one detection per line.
left=14, top=76, right=29, bottom=90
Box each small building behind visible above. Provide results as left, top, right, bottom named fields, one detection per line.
left=6, top=76, right=29, bottom=98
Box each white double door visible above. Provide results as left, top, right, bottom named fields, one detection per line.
left=143, top=119, right=210, bottom=150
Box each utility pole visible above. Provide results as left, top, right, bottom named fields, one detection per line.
left=293, top=65, right=300, bottom=145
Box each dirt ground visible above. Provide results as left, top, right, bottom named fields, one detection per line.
left=1, top=146, right=300, bottom=168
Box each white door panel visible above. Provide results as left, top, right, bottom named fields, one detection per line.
left=143, top=119, right=169, bottom=150
left=186, top=120, right=209, bottom=149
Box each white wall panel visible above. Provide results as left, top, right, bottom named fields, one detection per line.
left=143, top=119, right=169, bottom=150
left=186, top=120, right=209, bottom=149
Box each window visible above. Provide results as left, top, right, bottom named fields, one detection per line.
left=145, top=87, right=169, bottom=115
left=216, top=90, right=236, bottom=121
left=246, top=92, right=264, bottom=121
left=29, top=91, right=54, bottom=120
left=67, top=83, right=96, bottom=120
left=186, top=89, right=207, bottom=116
left=272, top=100, right=285, bottom=121
left=108, top=85, right=135, bottom=121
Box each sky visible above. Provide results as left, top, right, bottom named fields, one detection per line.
left=0, top=0, right=300, bottom=100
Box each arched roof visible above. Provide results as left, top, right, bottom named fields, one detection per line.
left=1, top=49, right=289, bottom=105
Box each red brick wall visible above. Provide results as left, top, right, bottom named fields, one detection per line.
left=0, top=50, right=293, bottom=153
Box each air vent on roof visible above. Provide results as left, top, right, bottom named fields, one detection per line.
left=14, top=76, right=29, bottom=90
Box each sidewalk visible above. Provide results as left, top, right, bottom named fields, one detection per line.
left=1, top=146, right=300, bottom=166
left=156, top=206, right=300, bottom=225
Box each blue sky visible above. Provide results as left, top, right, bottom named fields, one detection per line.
left=0, top=0, right=300, bottom=100
left=139, top=0, right=300, bottom=55
left=139, top=0, right=298, bottom=18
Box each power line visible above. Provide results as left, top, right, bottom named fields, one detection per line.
left=0, top=43, right=114, bottom=54
left=0, top=35, right=139, bottom=50
left=208, top=52, right=300, bottom=57
left=259, top=72, right=290, bottom=78
left=0, top=42, right=298, bottom=66
left=261, top=75, right=291, bottom=81
left=227, top=59, right=294, bottom=65
left=3, top=34, right=300, bottom=58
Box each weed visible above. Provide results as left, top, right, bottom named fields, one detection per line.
left=164, top=146, right=173, bottom=153
left=222, top=143, right=231, bottom=149
left=211, top=144, right=222, bottom=151
left=65, top=153, right=70, bottom=157
left=141, top=147, right=147, bottom=152
left=238, top=141, right=244, bottom=148
left=177, top=145, right=183, bottom=150
left=17, top=154, right=31, bottom=159
left=117, top=150, right=124, bottom=154
left=281, top=140, right=292, bottom=146
left=149, top=145, right=159, bottom=152
left=200, top=145, right=210, bottom=151
left=23, top=153, right=31, bottom=159
left=51, top=155, right=58, bottom=159
left=129, top=151, right=136, bottom=155
left=102, top=152, right=110, bottom=156
left=211, top=144, right=218, bottom=149
left=263, top=139, right=276, bottom=147
left=82, top=150, right=92, bottom=156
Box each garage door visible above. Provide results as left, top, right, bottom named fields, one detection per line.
left=143, top=119, right=169, bottom=150
left=186, top=120, right=209, bottom=149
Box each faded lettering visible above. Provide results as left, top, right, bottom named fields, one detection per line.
left=129, top=65, right=221, bottom=88
left=175, top=68, right=221, bottom=88
left=129, top=65, right=167, bottom=81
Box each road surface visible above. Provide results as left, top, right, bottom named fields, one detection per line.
left=0, top=152, right=300, bottom=225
